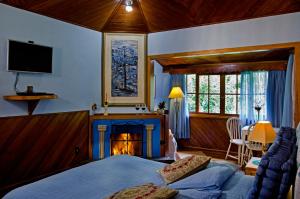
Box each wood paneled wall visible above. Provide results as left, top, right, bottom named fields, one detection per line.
left=0, top=111, right=89, bottom=195
left=178, top=114, right=237, bottom=159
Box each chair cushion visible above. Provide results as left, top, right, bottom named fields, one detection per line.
left=158, top=155, right=211, bottom=184
left=232, top=139, right=244, bottom=145
left=105, top=183, right=178, bottom=199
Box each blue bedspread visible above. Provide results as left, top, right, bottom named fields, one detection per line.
left=4, top=155, right=253, bottom=199
left=4, top=155, right=165, bottom=199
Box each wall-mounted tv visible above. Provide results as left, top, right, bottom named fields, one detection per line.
left=7, top=40, right=53, bottom=73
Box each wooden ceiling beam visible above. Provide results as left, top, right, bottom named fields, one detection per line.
left=101, top=0, right=123, bottom=31
left=163, top=60, right=287, bottom=74
left=136, top=0, right=150, bottom=33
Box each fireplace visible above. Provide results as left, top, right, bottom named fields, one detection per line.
left=110, top=124, right=143, bottom=156
left=93, top=118, right=162, bottom=160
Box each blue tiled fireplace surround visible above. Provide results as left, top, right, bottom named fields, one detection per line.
left=92, top=119, right=161, bottom=160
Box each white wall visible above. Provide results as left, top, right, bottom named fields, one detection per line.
left=148, top=12, right=300, bottom=55
left=0, top=4, right=103, bottom=117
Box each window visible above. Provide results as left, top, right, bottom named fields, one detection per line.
left=186, top=74, right=241, bottom=114
left=225, top=75, right=240, bottom=114
left=186, top=74, right=196, bottom=112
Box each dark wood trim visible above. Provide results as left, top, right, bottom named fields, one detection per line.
left=90, top=113, right=166, bottom=120
left=164, top=60, right=287, bottom=74
left=0, top=111, right=89, bottom=196
left=148, top=44, right=296, bottom=59
left=189, top=113, right=239, bottom=119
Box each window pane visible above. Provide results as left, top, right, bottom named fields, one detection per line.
left=255, top=72, right=267, bottom=95
left=209, top=75, right=220, bottom=94
left=225, top=75, right=236, bottom=94
left=187, top=74, right=196, bottom=93
left=199, top=94, right=208, bottom=113
left=209, top=94, right=220, bottom=113
left=199, top=75, right=208, bottom=93
left=225, top=95, right=237, bottom=114
left=237, top=95, right=240, bottom=114
left=186, top=94, right=196, bottom=112
left=237, top=74, right=241, bottom=94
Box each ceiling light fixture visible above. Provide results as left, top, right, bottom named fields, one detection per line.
left=125, top=0, right=133, bottom=12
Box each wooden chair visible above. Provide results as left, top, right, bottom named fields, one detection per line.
left=225, top=117, right=244, bottom=165
left=242, top=123, right=263, bottom=164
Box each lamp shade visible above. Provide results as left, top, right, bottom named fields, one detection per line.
left=249, top=121, right=276, bottom=145
left=168, top=87, right=184, bottom=99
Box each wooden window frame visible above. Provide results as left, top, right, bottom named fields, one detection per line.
left=187, top=74, right=240, bottom=115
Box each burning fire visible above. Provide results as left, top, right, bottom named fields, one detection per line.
left=112, top=133, right=135, bottom=156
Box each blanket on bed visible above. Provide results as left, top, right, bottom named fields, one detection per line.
left=4, top=155, right=253, bottom=199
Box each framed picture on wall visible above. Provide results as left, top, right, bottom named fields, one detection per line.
left=102, top=33, right=147, bottom=106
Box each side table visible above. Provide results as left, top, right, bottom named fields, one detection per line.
left=245, top=157, right=261, bottom=176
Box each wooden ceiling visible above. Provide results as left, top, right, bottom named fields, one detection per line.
left=155, top=48, right=292, bottom=74
left=1, top=0, right=300, bottom=33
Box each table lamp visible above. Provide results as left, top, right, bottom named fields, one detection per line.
left=248, top=121, right=276, bottom=153
left=169, top=87, right=184, bottom=137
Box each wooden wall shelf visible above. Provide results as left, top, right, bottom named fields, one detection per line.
left=3, top=94, right=58, bottom=115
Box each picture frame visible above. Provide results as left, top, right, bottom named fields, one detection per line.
left=102, top=33, right=147, bottom=106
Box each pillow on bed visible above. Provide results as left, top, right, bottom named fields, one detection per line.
left=158, top=155, right=211, bottom=184
left=176, top=189, right=222, bottom=199
left=105, top=183, right=178, bottom=199
left=169, top=165, right=235, bottom=190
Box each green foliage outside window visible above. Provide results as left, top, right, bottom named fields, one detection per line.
left=186, top=74, right=241, bottom=114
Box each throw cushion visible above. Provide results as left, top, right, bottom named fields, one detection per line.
left=105, top=183, right=178, bottom=199
left=158, top=155, right=211, bottom=184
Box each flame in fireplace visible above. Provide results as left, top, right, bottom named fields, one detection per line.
left=112, top=133, right=135, bottom=156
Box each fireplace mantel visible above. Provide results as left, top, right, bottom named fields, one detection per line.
left=89, top=113, right=168, bottom=159
left=90, top=113, right=166, bottom=120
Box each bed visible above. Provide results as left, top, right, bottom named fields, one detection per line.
left=4, top=155, right=253, bottom=199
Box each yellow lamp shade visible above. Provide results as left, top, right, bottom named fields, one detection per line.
left=249, top=121, right=276, bottom=145
left=168, top=87, right=184, bottom=99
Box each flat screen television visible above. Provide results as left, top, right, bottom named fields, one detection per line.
left=7, top=40, right=53, bottom=73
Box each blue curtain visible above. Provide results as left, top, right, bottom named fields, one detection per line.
left=153, top=61, right=171, bottom=109
left=281, top=54, right=294, bottom=127
left=169, top=74, right=190, bottom=138
left=240, top=71, right=268, bottom=126
left=266, top=71, right=286, bottom=128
